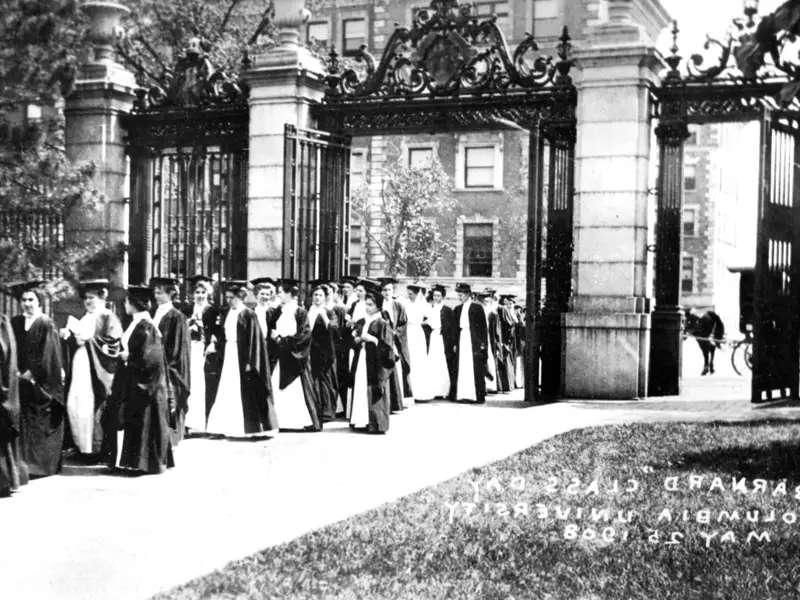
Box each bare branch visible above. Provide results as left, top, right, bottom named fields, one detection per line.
left=219, top=0, right=242, bottom=37
left=248, top=1, right=275, bottom=45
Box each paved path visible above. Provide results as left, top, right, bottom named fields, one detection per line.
left=3, top=374, right=800, bottom=600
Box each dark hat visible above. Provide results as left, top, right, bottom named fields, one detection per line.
left=78, top=278, right=110, bottom=296
left=339, top=275, right=358, bottom=286
left=431, top=284, right=447, bottom=295
left=221, top=279, right=250, bottom=294
left=125, top=285, right=153, bottom=302
left=499, top=294, right=516, bottom=302
left=308, top=279, right=331, bottom=293
left=4, top=280, right=46, bottom=300
left=277, top=278, right=300, bottom=289
left=455, top=282, right=471, bottom=294
left=474, top=290, right=492, bottom=300
left=357, top=277, right=381, bottom=290
left=149, top=277, right=179, bottom=290
left=188, top=274, right=213, bottom=287
left=377, top=276, right=399, bottom=287
left=407, top=284, right=426, bottom=294
left=250, top=277, right=276, bottom=289
left=482, top=287, right=497, bottom=295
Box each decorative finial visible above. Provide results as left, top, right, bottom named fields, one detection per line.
left=665, top=20, right=682, bottom=81
left=554, top=26, right=573, bottom=85
left=743, top=0, right=759, bottom=28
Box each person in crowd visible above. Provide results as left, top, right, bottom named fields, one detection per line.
left=340, top=276, right=358, bottom=310
left=115, top=285, right=174, bottom=475
left=379, top=277, right=412, bottom=410
left=206, top=280, right=277, bottom=438
left=405, top=284, right=431, bottom=401
left=499, top=294, right=518, bottom=388
left=9, top=281, right=65, bottom=477
left=328, top=279, right=349, bottom=416
left=422, top=284, right=454, bottom=400
left=251, top=277, right=279, bottom=372
left=452, top=283, right=488, bottom=404
left=348, top=282, right=393, bottom=434
left=0, top=311, right=27, bottom=496
left=182, top=275, right=218, bottom=435
left=514, top=304, right=526, bottom=388
left=62, top=279, right=122, bottom=462
left=307, top=282, right=338, bottom=423
left=150, top=277, right=191, bottom=445
left=270, top=279, right=320, bottom=431
left=481, top=289, right=509, bottom=394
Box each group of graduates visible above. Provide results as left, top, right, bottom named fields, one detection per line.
left=0, top=273, right=526, bottom=497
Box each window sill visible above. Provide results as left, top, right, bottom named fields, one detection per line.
left=454, top=187, right=504, bottom=193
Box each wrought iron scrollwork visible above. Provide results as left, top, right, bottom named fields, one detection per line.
left=323, top=0, right=573, bottom=102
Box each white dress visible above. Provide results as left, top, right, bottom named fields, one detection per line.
left=405, top=298, right=430, bottom=402
left=456, top=301, right=477, bottom=401
left=206, top=306, right=248, bottom=436
left=271, top=302, right=313, bottom=430
left=349, top=313, right=379, bottom=428
left=185, top=304, right=209, bottom=432
left=425, top=304, right=451, bottom=399
left=66, top=311, right=99, bottom=453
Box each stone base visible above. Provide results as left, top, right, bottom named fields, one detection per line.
left=563, top=311, right=650, bottom=399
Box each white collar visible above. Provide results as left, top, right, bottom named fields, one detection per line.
left=132, top=310, right=150, bottom=324
left=154, top=302, right=172, bottom=316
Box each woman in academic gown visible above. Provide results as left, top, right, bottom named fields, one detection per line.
left=9, top=281, right=65, bottom=477
left=0, top=312, right=28, bottom=496
left=379, top=278, right=411, bottom=411
left=182, top=276, right=218, bottom=434
left=270, top=279, right=320, bottom=431
left=349, top=285, right=393, bottom=433
left=328, top=280, right=350, bottom=416
left=498, top=295, right=518, bottom=389
left=206, top=280, right=277, bottom=437
left=61, top=279, right=121, bottom=462
left=251, top=277, right=279, bottom=373
left=150, top=277, right=191, bottom=445
left=452, top=283, right=488, bottom=404
left=404, top=284, right=431, bottom=401
left=420, top=285, right=453, bottom=400
left=514, top=305, right=526, bottom=388
left=115, top=286, right=174, bottom=475
left=307, top=283, right=338, bottom=423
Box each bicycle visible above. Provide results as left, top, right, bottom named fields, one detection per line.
left=730, top=334, right=753, bottom=376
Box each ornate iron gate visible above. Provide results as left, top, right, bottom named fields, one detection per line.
left=282, top=125, right=351, bottom=288
left=752, top=109, right=800, bottom=402
left=123, top=43, right=249, bottom=293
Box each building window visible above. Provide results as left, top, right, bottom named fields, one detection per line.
left=25, top=104, right=42, bottom=122
left=684, top=164, right=697, bottom=191
left=533, top=0, right=558, bottom=19
left=681, top=256, right=694, bottom=293
left=342, top=18, right=366, bottom=55
left=463, top=223, right=493, bottom=276
left=408, top=147, right=433, bottom=168
left=682, top=208, right=696, bottom=236
left=464, top=146, right=496, bottom=188
left=307, top=21, right=329, bottom=45
left=686, top=128, right=698, bottom=145
left=474, top=1, right=510, bottom=28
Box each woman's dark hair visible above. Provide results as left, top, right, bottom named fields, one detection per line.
left=154, top=284, right=179, bottom=300
left=80, top=287, right=108, bottom=300
left=311, top=284, right=329, bottom=297
left=21, top=288, right=46, bottom=307
left=278, top=281, right=299, bottom=297
left=364, top=291, right=383, bottom=310
left=126, top=295, right=150, bottom=313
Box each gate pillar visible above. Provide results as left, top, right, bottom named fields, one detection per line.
left=242, top=0, right=326, bottom=278
left=563, top=4, right=669, bottom=399
left=64, top=1, right=136, bottom=289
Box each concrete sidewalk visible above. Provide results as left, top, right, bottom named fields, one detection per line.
left=3, top=383, right=799, bottom=600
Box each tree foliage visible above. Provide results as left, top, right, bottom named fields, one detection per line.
left=353, top=159, right=455, bottom=277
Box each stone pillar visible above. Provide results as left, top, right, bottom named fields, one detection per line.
left=64, top=1, right=136, bottom=315
left=242, top=0, right=325, bottom=278
left=563, top=0, right=670, bottom=399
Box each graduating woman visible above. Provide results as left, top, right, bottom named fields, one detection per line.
left=251, top=277, right=278, bottom=372
left=349, top=284, right=393, bottom=433
left=115, top=285, right=174, bottom=475
left=9, top=281, right=65, bottom=477
left=307, top=283, right=338, bottom=423
left=453, top=283, right=488, bottom=404
left=62, top=279, right=122, bottom=462
left=498, top=295, right=518, bottom=389
left=270, top=279, right=320, bottom=431
left=514, top=305, right=526, bottom=388
left=420, top=285, right=453, bottom=400
left=150, top=277, right=191, bottom=445
left=379, top=278, right=411, bottom=411
left=182, top=275, right=218, bottom=434
left=0, top=312, right=28, bottom=496
left=206, top=280, right=277, bottom=437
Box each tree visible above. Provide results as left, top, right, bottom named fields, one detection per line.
left=352, top=158, right=455, bottom=277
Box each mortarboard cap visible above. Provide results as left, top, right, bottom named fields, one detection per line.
left=125, top=285, right=153, bottom=303
left=188, top=275, right=213, bottom=287
left=78, top=278, right=110, bottom=297
left=431, top=284, right=447, bottom=295
left=377, top=277, right=399, bottom=287
left=499, top=294, right=516, bottom=302
left=221, top=279, right=250, bottom=294
left=149, top=277, right=179, bottom=290
left=407, top=284, right=426, bottom=294
left=339, top=275, right=358, bottom=286
left=250, top=277, right=276, bottom=289
left=455, top=282, right=471, bottom=294
left=4, top=280, right=46, bottom=300
left=474, top=290, right=492, bottom=300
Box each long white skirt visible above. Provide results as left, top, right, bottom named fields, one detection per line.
left=349, top=349, right=369, bottom=428
left=515, top=354, right=525, bottom=388
left=185, top=341, right=207, bottom=432
left=456, top=328, right=477, bottom=401
left=425, top=330, right=450, bottom=399
left=67, top=345, right=95, bottom=453
left=272, top=363, right=312, bottom=430
left=406, top=324, right=428, bottom=402
left=206, top=342, right=247, bottom=437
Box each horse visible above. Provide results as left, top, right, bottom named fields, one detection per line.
left=684, top=308, right=725, bottom=376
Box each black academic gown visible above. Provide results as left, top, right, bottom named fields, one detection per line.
left=453, top=301, right=488, bottom=403
left=331, top=304, right=350, bottom=412
left=116, top=319, right=175, bottom=474
left=488, top=310, right=511, bottom=393
left=215, top=306, right=278, bottom=434
left=349, top=315, right=393, bottom=433
left=0, top=314, right=28, bottom=494
left=182, top=303, right=220, bottom=419
left=439, top=305, right=458, bottom=399
left=499, top=307, right=517, bottom=387
left=382, top=299, right=411, bottom=411
left=273, top=305, right=321, bottom=431
left=11, top=314, right=65, bottom=477
left=309, top=308, right=338, bottom=423
left=155, top=306, right=191, bottom=445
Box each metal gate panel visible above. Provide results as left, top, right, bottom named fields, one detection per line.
left=283, top=125, right=351, bottom=291
left=752, top=109, right=800, bottom=403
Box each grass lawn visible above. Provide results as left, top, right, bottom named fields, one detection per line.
left=156, top=420, right=800, bottom=600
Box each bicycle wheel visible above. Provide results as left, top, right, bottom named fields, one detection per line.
left=744, top=343, right=753, bottom=372
left=730, top=341, right=745, bottom=376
